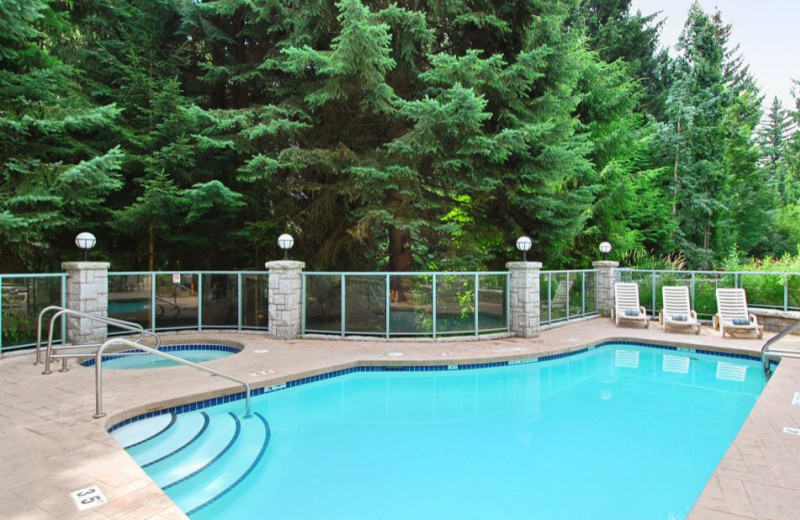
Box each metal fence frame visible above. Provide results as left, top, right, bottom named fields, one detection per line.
left=1, top=273, right=67, bottom=352
left=616, top=268, right=800, bottom=320
left=302, top=271, right=511, bottom=338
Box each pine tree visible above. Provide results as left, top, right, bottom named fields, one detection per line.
left=0, top=0, right=123, bottom=270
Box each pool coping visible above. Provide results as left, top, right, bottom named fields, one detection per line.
left=1, top=318, right=799, bottom=520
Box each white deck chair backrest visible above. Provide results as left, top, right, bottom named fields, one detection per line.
left=716, top=288, right=750, bottom=322
left=615, top=282, right=641, bottom=312
left=662, top=286, right=691, bottom=317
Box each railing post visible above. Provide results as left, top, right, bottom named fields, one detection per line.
left=385, top=274, right=391, bottom=339
left=237, top=273, right=243, bottom=331
left=474, top=273, right=480, bottom=336
left=506, top=261, right=542, bottom=338
left=198, top=272, right=203, bottom=331
left=340, top=273, right=346, bottom=337
left=265, top=260, right=305, bottom=340
left=566, top=272, right=571, bottom=321
left=432, top=274, right=438, bottom=338
left=592, top=260, right=619, bottom=318
left=61, top=261, right=110, bottom=345
left=651, top=271, right=657, bottom=317
left=150, top=273, right=156, bottom=332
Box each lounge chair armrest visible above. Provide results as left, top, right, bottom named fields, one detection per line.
left=749, top=314, right=758, bottom=326
left=659, top=311, right=664, bottom=326
left=639, top=306, right=647, bottom=317
left=713, top=313, right=720, bottom=330
left=690, top=310, right=698, bottom=320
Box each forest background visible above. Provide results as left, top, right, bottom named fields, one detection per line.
left=2, top=0, right=800, bottom=274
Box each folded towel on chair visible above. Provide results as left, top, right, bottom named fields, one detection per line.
left=731, top=317, right=750, bottom=325
left=671, top=314, right=688, bottom=321
left=624, top=309, right=640, bottom=317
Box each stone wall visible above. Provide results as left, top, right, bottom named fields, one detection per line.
left=265, top=260, right=305, bottom=340
left=506, top=262, right=542, bottom=338
left=592, top=260, right=618, bottom=318
left=749, top=308, right=800, bottom=335
left=61, top=261, right=110, bottom=345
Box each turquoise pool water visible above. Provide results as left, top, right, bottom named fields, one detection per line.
left=83, top=344, right=238, bottom=370
left=114, top=343, right=765, bottom=519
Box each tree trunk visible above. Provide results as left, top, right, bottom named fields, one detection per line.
left=148, top=223, right=154, bottom=272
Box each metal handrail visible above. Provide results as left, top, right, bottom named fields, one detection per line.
left=93, top=338, right=251, bottom=419
left=761, top=320, right=800, bottom=377
left=36, top=306, right=160, bottom=373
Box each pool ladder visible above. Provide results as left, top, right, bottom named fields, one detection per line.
left=35, top=306, right=162, bottom=374
left=761, top=320, right=800, bottom=378
left=36, top=306, right=251, bottom=419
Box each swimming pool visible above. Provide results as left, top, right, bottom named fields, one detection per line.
left=83, top=343, right=240, bottom=370
left=111, top=342, right=765, bottom=519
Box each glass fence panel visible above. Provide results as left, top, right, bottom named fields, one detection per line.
left=202, top=274, right=238, bottom=328
left=436, top=274, right=475, bottom=334
left=389, top=275, right=433, bottom=335
left=154, top=273, right=199, bottom=330
left=305, top=275, right=342, bottom=333
left=1, top=275, right=64, bottom=350
left=344, top=275, right=386, bottom=335
left=478, top=274, right=507, bottom=331
left=108, top=274, right=153, bottom=331
left=790, top=274, right=800, bottom=310
left=549, top=272, right=569, bottom=322
left=540, top=273, right=551, bottom=324
left=693, top=273, right=732, bottom=320
left=583, top=271, right=598, bottom=315
left=740, top=273, right=785, bottom=310
left=242, top=274, right=269, bottom=328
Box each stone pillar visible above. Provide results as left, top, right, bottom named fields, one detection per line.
left=506, top=261, right=542, bottom=338
left=593, top=260, right=619, bottom=317
left=61, top=262, right=110, bottom=345
left=265, top=260, right=305, bottom=340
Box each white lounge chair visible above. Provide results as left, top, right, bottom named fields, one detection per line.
left=660, top=286, right=701, bottom=334
left=713, top=288, right=764, bottom=339
left=613, top=282, right=648, bottom=328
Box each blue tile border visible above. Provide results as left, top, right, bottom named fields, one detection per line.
left=82, top=344, right=241, bottom=367
left=109, top=340, right=771, bottom=433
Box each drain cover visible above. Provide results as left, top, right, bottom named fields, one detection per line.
left=253, top=349, right=270, bottom=354
left=388, top=352, right=404, bottom=357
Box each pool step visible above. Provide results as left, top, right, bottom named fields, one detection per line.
left=126, top=412, right=209, bottom=466
left=145, top=412, right=239, bottom=488
left=111, top=413, right=176, bottom=449
left=165, top=412, right=271, bottom=515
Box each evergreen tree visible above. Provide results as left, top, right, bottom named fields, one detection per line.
left=0, top=0, right=123, bottom=270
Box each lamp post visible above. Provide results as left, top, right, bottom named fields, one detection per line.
left=277, top=233, right=294, bottom=260
left=75, top=232, right=97, bottom=261
left=516, top=236, right=532, bottom=262
left=599, top=241, right=612, bottom=261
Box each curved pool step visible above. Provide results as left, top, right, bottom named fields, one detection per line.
left=145, top=412, right=239, bottom=488
left=126, top=412, right=208, bottom=466
left=111, top=413, right=175, bottom=449
left=165, top=412, right=271, bottom=515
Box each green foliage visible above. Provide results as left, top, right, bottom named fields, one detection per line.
left=0, top=0, right=794, bottom=273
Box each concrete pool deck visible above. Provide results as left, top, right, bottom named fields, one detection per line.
left=1, top=318, right=799, bottom=520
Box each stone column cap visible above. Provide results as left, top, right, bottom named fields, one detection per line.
left=265, top=260, right=306, bottom=270
left=592, top=260, right=619, bottom=268
left=506, top=261, right=543, bottom=270
left=61, top=261, right=111, bottom=270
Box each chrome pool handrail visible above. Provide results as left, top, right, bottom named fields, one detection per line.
left=93, top=338, right=251, bottom=419
left=761, top=320, right=800, bottom=377
left=36, top=306, right=160, bottom=372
